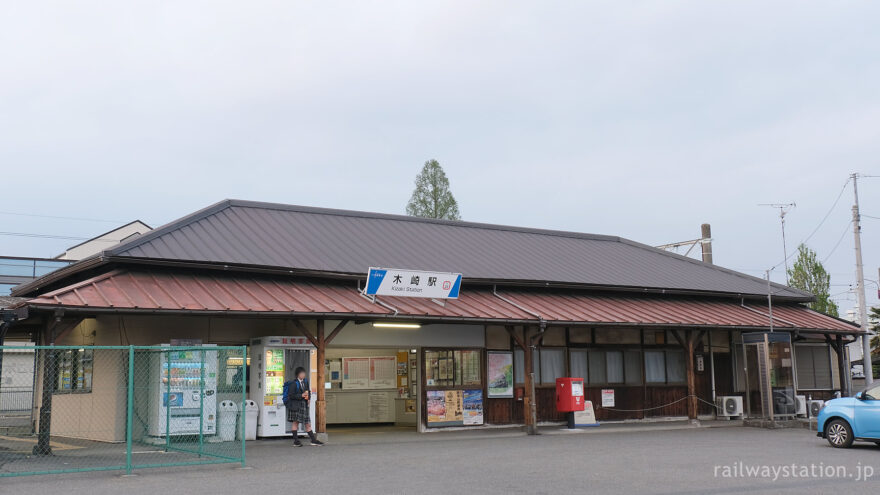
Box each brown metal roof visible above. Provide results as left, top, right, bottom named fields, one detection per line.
left=11, top=199, right=808, bottom=301
left=20, top=269, right=858, bottom=334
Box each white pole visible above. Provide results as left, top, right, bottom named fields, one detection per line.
left=852, top=173, right=874, bottom=386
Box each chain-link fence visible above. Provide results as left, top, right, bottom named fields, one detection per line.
left=0, top=345, right=246, bottom=477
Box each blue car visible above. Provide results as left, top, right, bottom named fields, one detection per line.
left=817, top=383, right=880, bottom=448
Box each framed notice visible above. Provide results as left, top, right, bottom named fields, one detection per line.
left=342, top=357, right=370, bottom=389
left=487, top=351, right=514, bottom=398
left=370, top=356, right=397, bottom=388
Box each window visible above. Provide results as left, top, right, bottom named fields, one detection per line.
left=54, top=349, right=93, bottom=393
left=514, top=348, right=525, bottom=384
left=644, top=349, right=686, bottom=384
left=425, top=349, right=481, bottom=388
left=606, top=351, right=624, bottom=383
left=571, top=349, right=642, bottom=385
left=625, top=350, right=642, bottom=385
left=864, top=385, right=880, bottom=400
left=570, top=350, right=588, bottom=381
left=539, top=348, right=565, bottom=384
left=795, top=345, right=832, bottom=390
left=218, top=347, right=249, bottom=393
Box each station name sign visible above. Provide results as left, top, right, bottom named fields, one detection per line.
left=365, top=267, right=462, bottom=299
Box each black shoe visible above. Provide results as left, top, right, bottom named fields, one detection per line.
left=293, top=439, right=303, bottom=447
left=307, top=431, right=323, bottom=446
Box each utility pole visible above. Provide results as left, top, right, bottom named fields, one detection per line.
left=760, top=203, right=796, bottom=284
left=852, top=173, right=874, bottom=386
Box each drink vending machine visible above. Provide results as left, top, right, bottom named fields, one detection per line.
left=249, top=336, right=316, bottom=437
left=147, top=345, right=219, bottom=438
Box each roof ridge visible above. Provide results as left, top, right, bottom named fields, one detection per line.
left=36, top=268, right=127, bottom=299
left=223, top=199, right=622, bottom=242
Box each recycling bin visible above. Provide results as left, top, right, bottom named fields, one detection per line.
left=238, top=400, right=259, bottom=441
left=217, top=400, right=238, bottom=441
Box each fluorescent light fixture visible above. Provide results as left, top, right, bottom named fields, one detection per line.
left=372, top=322, right=421, bottom=329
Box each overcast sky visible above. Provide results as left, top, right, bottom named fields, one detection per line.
left=2, top=2, right=879, bottom=313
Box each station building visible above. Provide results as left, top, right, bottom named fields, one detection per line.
left=2, top=200, right=861, bottom=440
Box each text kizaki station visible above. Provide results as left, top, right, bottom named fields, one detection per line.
left=5, top=200, right=861, bottom=439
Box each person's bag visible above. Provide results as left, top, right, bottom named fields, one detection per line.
left=282, top=380, right=292, bottom=407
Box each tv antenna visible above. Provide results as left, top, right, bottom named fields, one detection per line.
left=759, top=202, right=796, bottom=284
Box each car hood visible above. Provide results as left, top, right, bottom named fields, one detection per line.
left=825, top=397, right=859, bottom=408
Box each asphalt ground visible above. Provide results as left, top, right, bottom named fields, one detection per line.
left=2, top=423, right=879, bottom=495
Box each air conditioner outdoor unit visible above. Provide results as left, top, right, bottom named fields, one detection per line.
left=716, top=396, right=743, bottom=418
left=795, top=395, right=807, bottom=417
left=808, top=400, right=825, bottom=417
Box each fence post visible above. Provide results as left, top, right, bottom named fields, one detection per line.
left=240, top=345, right=246, bottom=467
left=198, top=348, right=205, bottom=457
left=126, top=346, right=134, bottom=475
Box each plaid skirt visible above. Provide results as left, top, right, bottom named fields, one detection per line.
left=287, top=399, right=310, bottom=424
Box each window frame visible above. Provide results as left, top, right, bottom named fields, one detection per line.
left=52, top=348, right=93, bottom=394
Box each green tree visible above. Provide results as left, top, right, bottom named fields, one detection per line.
left=405, top=160, right=461, bottom=220
left=787, top=243, right=839, bottom=317
left=869, top=306, right=879, bottom=360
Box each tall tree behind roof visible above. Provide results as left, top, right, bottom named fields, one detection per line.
left=405, top=160, right=461, bottom=220
left=787, top=243, right=839, bottom=317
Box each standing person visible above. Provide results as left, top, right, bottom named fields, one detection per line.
left=283, top=367, right=323, bottom=446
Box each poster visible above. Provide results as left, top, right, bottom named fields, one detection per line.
left=601, top=389, right=615, bottom=407
left=426, top=390, right=447, bottom=425
left=487, top=351, right=514, bottom=398
left=463, top=389, right=484, bottom=425
left=342, top=357, right=370, bottom=389
left=367, top=392, right=390, bottom=422
left=445, top=390, right=463, bottom=423
left=370, top=356, right=397, bottom=388
left=427, top=390, right=465, bottom=426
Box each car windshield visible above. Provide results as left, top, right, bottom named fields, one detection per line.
left=863, top=385, right=880, bottom=400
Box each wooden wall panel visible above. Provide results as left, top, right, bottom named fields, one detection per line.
left=645, top=386, right=688, bottom=417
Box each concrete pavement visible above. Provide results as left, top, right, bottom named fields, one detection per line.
left=2, top=423, right=878, bottom=494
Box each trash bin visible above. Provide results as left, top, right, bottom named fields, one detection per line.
left=238, top=400, right=259, bottom=441
left=217, top=400, right=238, bottom=442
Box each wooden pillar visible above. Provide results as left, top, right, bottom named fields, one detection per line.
left=684, top=331, right=697, bottom=420
left=505, top=325, right=537, bottom=434
left=315, top=320, right=326, bottom=434
left=673, top=329, right=702, bottom=420
left=524, top=329, right=536, bottom=435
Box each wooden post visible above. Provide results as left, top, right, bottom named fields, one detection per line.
left=827, top=334, right=850, bottom=397
left=505, top=325, right=537, bottom=434
left=684, top=330, right=697, bottom=420
left=523, top=328, right=536, bottom=435
left=315, top=320, right=326, bottom=434
left=673, top=329, right=700, bottom=420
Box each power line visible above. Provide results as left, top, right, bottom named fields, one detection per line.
left=822, top=221, right=853, bottom=263
left=0, top=231, right=91, bottom=241
left=0, top=210, right=127, bottom=224
left=769, top=177, right=850, bottom=271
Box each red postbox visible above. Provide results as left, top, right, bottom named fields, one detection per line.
left=556, top=377, right=585, bottom=412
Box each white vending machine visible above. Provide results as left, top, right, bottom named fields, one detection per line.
left=249, top=336, right=316, bottom=437
left=147, top=345, right=219, bottom=437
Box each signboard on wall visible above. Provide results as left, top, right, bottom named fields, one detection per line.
left=365, top=267, right=462, bottom=299
left=342, top=356, right=397, bottom=389
left=601, top=389, right=615, bottom=408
